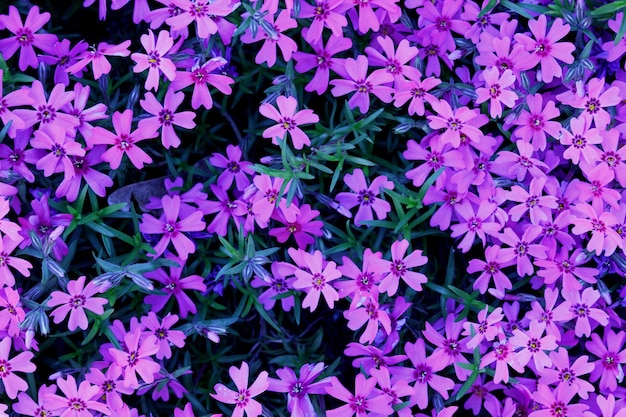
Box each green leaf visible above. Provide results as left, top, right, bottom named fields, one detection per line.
left=590, top=0, right=626, bottom=16
left=616, top=9, right=626, bottom=44
left=455, top=369, right=480, bottom=401
left=500, top=0, right=535, bottom=19
left=477, top=0, right=498, bottom=18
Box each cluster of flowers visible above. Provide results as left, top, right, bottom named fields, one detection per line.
left=0, top=0, right=624, bottom=416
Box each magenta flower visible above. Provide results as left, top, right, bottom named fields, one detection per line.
left=209, top=145, right=254, bottom=191
left=14, top=384, right=58, bottom=417
left=141, top=312, right=186, bottom=359
left=586, top=329, right=626, bottom=392
left=526, top=287, right=572, bottom=342
left=16, top=80, right=79, bottom=135
left=530, top=384, right=588, bottom=417
left=325, top=374, right=393, bottom=417
left=498, top=227, right=548, bottom=278
left=463, top=306, right=504, bottom=350
left=510, top=321, right=557, bottom=370
left=0, top=69, right=32, bottom=137
left=378, top=239, right=428, bottom=295
left=171, top=57, right=234, bottom=110
left=560, top=116, right=602, bottom=165
left=535, top=248, right=599, bottom=292
left=62, top=83, right=108, bottom=141
left=299, top=0, right=348, bottom=44
left=0, top=235, right=33, bottom=287
left=365, top=36, right=420, bottom=87
left=349, top=0, right=400, bottom=34
left=138, top=89, right=196, bottom=149
left=571, top=202, right=623, bottom=256
left=0, top=5, right=57, bottom=70
left=268, top=362, right=331, bottom=417
left=512, top=93, right=561, bottom=152
left=335, top=248, right=385, bottom=304
left=450, top=201, right=501, bottom=253
left=0, top=287, right=25, bottom=337
left=293, top=34, right=352, bottom=95
left=85, top=365, right=134, bottom=411
left=570, top=78, right=623, bottom=129
left=291, top=249, right=341, bottom=311
left=131, top=29, right=176, bottom=91
left=423, top=315, right=472, bottom=381
left=47, top=275, right=108, bottom=331
left=260, top=96, right=320, bottom=150
left=344, top=297, right=392, bottom=344
left=475, top=67, right=518, bottom=118
left=427, top=100, right=483, bottom=148
left=144, top=255, right=206, bottom=318
left=269, top=204, right=324, bottom=248
left=211, top=362, right=269, bottom=417
left=330, top=55, right=394, bottom=113
left=336, top=168, right=394, bottom=226
left=514, top=15, right=575, bottom=83
left=46, top=375, right=111, bottom=417
left=140, top=194, right=206, bottom=260
left=240, top=10, right=298, bottom=67
left=66, top=40, right=131, bottom=80
left=197, top=184, right=241, bottom=237
left=252, top=261, right=297, bottom=312
left=108, top=328, right=160, bottom=388
left=166, top=0, right=235, bottom=39
left=467, top=245, right=514, bottom=296
left=39, top=39, right=89, bottom=85
left=480, top=336, right=524, bottom=384
left=89, top=109, right=157, bottom=170
left=0, top=337, right=36, bottom=399
left=55, top=146, right=114, bottom=202
left=29, top=124, right=85, bottom=179
left=507, top=177, right=558, bottom=225
left=538, top=347, right=594, bottom=400
left=562, top=287, right=609, bottom=338
left=394, top=74, right=440, bottom=116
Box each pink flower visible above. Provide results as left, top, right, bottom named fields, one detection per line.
left=46, top=375, right=111, bottom=417
left=462, top=306, right=504, bottom=350
left=171, top=58, right=234, bottom=110
left=269, top=204, right=324, bottom=248
left=0, top=69, right=32, bottom=137
left=29, top=124, right=85, bottom=179
left=16, top=80, right=79, bottom=135
left=251, top=261, right=297, bottom=312
left=530, top=384, right=588, bottom=417
left=378, top=239, right=428, bottom=295
left=571, top=203, right=623, bottom=256
left=39, top=39, right=89, bottom=85
left=427, top=100, right=483, bottom=148
left=268, top=362, right=331, bottom=417
left=259, top=95, right=320, bottom=150
left=291, top=249, right=341, bottom=311
left=47, top=275, right=108, bottom=331
left=525, top=287, right=572, bottom=342
left=344, top=297, right=391, bottom=344
left=85, top=365, right=134, bottom=411
left=393, top=74, right=440, bottom=116
left=475, top=67, right=518, bottom=118
left=62, top=83, right=108, bottom=141
left=365, top=37, right=420, bottom=87
left=66, top=40, right=131, bottom=80
left=144, top=255, right=206, bottom=318
left=211, top=362, right=269, bottom=417
left=140, top=194, right=206, bottom=260
left=514, top=15, right=575, bottom=83
left=0, top=235, right=33, bottom=287
left=141, top=312, right=186, bottom=359
left=336, top=168, right=394, bottom=226
left=560, top=116, right=602, bottom=165
left=89, top=109, right=157, bottom=170
left=0, top=337, right=36, bottom=399
left=209, top=145, right=254, bottom=191
left=586, top=329, right=626, bottom=392
left=512, top=93, right=561, bottom=151
left=510, top=321, right=557, bottom=370
left=293, top=34, right=352, bottom=95
left=480, top=335, right=524, bottom=384
left=0, top=6, right=57, bottom=70
left=330, top=55, right=394, bottom=113
left=325, top=374, right=393, bottom=417
left=55, top=146, right=114, bottom=202
left=450, top=201, right=501, bottom=253
left=562, top=287, right=609, bottom=338
left=166, top=0, right=235, bottom=39
left=108, top=328, right=160, bottom=388
left=467, top=245, right=514, bottom=297
left=506, top=177, right=558, bottom=225
left=240, top=9, right=298, bottom=67
left=197, top=184, right=241, bottom=237
left=570, top=78, right=623, bottom=129
left=14, top=384, right=58, bottom=417
left=538, top=347, right=594, bottom=400
left=535, top=248, right=598, bottom=292
left=0, top=287, right=25, bottom=337
left=299, top=0, right=348, bottom=44
left=131, top=29, right=177, bottom=91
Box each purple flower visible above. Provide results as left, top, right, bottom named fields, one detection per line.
left=336, top=168, right=394, bottom=226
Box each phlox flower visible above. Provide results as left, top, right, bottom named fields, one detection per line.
left=209, top=145, right=254, bottom=191
left=378, top=239, right=428, bottom=295
left=175, top=403, right=196, bottom=417
left=14, top=384, right=58, bottom=417
left=369, top=366, right=412, bottom=417
left=347, top=0, right=400, bottom=34
left=325, top=374, right=393, bottom=417
left=450, top=201, right=501, bottom=253
left=535, top=248, right=598, bottom=292
left=463, top=306, right=504, bottom=350
left=62, top=83, right=108, bottom=141
left=0, top=235, right=32, bottom=287
left=211, top=362, right=269, bottom=417
left=570, top=78, right=623, bottom=130
left=55, top=146, right=115, bottom=202
left=475, top=32, right=534, bottom=78
left=397, top=338, right=455, bottom=409
left=46, top=375, right=111, bottom=417
left=83, top=0, right=111, bottom=21
left=585, top=394, right=626, bottom=417
left=560, top=116, right=602, bottom=165
left=498, top=227, right=548, bottom=278
left=268, top=362, right=331, bottom=417
left=507, top=177, right=558, bottom=225
left=291, top=249, right=341, bottom=311
left=85, top=364, right=134, bottom=411
left=525, top=287, right=572, bottom=341
left=514, top=15, right=575, bottom=83
left=16, top=80, right=79, bottom=136
left=111, top=0, right=151, bottom=24
left=89, top=109, right=157, bottom=170
left=335, top=248, right=385, bottom=305
left=108, top=328, right=160, bottom=388
left=510, top=321, right=557, bottom=370
left=293, top=33, right=352, bottom=95
left=467, top=245, right=514, bottom=296
left=0, top=337, right=36, bottom=399
left=329, top=55, right=394, bottom=113
left=131, top=29, right=177, bottom=91
left=461, top=1, right=509, bottom=44
left=393, top=74, right=440, bottom=116
left=491, top=139, right=549, bottom=182
left=0, top=5, right=57, bottom=71
left=29, top=124, right=85, bottom=179
left=141, top=312, right=186, bottom=360
left=365, top=37, right=421, bottom=87
left=427, top=100, right=483, bottom=148
left=0, top=287, right=25, bottom=337
left=47, top=275, right=108, bottom=331
left=480, top=335, right=525, bottom=384
left=240, top=9, right=298, bottom=67
left=571, top=202, right=623, bottom=256
left=299, top=0, right=348, bottom=44
left=562, top=287, right=609, bottom=338
left=604, top=12, right=626, bottom=69
left=144, top=255, right=206, bottom=318
left=415, top=0, right=469, bottom=51
left=66, top=40, right=131, bottom=80
left=251, top=261, right=297, bottom=312
left=578, top=164, right=622, bottom=212
left=586, top=329, right=626, bottom=393
left=403, top=136, right=466, bottom=187
left=594, top=128, right=626, bottom=188
left=171, top=57, right=234, bottom=110
left=530, top=384, right=588, bottom=417
left=197, top=184, right=241, bottom=237
left=344, top=297, right=392, bottom=344
left=512, top=93, right=561, bottom=151
left=0, top=69, right=32, bottom=137
left=538, top=347, right=594, bottom=400
left=39, top=39, right=89, bottom=85
left=259, top=95, right=320, bottom=150
left=422, top=315, right=472, bottom=380
left=166, top=0, right=235, bottom=39
left=344, top=341, right=406, bottom=371
left=145, top=177, right=208, bottom=218
left=336, top=168, right=394, bottom=226
left=269, top=204, right=324, bottom=248
left=463, top=375, right=502, bottom=415
left=475, top=67, right=517, bottom=118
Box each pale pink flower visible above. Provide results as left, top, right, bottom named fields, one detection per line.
left=47, top=275, right=108, bottom=331
left=0, top=337, right=36, bottom=399
left=108, top=328, right=160, bottom=388
left=475, top=67, right=518, bottom=118
left=259, top=95, right=319, bottom=150
left=131, top=29, right=176, bottom=91
left=211, top=362, right=269, bottom=417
